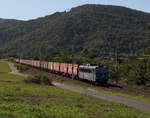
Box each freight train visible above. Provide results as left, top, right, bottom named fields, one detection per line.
left=16, top=59, right=108, bottom=84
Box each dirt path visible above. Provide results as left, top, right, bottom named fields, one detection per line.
left=6, top=62, right=28, bottom=77
left=7, top=62, right=150, bottom=113
left=53, top=82, right=150, bottom=113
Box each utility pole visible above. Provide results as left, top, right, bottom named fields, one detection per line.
left=18, top=48, right=22, bottom=72
left=39, top=43, right=43, bottom=72
left=72, top=45, right=74, bottom=80
left=115, top=40, right=120, bottom=72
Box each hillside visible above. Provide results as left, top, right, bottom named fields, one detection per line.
left=0, top=4, right=150, bottom=59
left=0, top=18, right=22, bottom=29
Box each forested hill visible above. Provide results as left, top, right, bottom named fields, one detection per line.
left=0, top=4, right=150, bottom=59
left=0, top=18, right=22, bottom=29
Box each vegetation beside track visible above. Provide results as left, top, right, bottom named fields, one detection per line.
left=0, top=61, right=150, bottom=117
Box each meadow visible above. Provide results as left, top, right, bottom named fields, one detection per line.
left=0, top=61, right=149, bottom=118
left=0, top=61, right=11, bottom=73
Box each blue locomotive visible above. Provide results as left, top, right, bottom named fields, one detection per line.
left=78, top=64, right=108, bottom=84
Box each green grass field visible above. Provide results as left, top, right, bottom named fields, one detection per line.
left=0, top=61, right=149, bottom=118
left=0, top=62, right=11, bottom=73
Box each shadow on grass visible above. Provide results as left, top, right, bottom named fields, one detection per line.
left=24, top=75, right=53, bottom=86
left=78, top=79, right=123, bottom=88
left=105, top=83, right=123, bottom=88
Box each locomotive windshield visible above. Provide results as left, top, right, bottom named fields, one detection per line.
left=79, top=68, right=93, bottom=73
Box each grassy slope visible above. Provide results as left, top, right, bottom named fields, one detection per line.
left=0, top=62, right=149, bottom=118
left=22, top=66, right=150, bottom=103
left=0, top=62, right=11, bottom=73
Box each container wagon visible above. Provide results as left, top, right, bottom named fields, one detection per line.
left=40, top=61, right=48, bottom=70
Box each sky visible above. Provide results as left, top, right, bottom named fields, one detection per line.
left=0, top=0, right=149, bottom=20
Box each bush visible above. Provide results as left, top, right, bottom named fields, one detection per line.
left=7, top=57, right=15, bottom=62
left=109, top=65, right=121, bottom=84
left=15, top=64, right=28, bottom=72
left=25, top=75, right=52, bottom=85
left=107, top=57, right=150, bottom=89
left=119, top=57, right=150, bottom=88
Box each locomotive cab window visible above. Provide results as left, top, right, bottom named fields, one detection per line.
left=79, top=68, right=93, bottom=73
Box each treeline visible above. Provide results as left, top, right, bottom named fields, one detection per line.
left=109, top=56, right=150, bottom=88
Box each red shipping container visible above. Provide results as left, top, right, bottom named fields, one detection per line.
left=20, top=59, right=26, bottom=64
left=24, top=60, right=28, bottom=65
left=33, top=60, right=36, bottom=67
left=48, top=62, right=53, bottom=70
left=28, top=60, right=32, bottom=66
left=19, top=59, right=23, bottom=64
left=53, top=62, right=60, bottom=72
left=16, top=59, right=20, bottom=63
left=60, top=63, right=68, bottom=74
left=36, top=61, right=41, bottom=68
left=32, top=60, right=40, bottom=67
left=31, top=60, right=34, bottom=67
left=68, top=64, right=79, bottom=76
left=68, top=64, right=73, bottom=75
